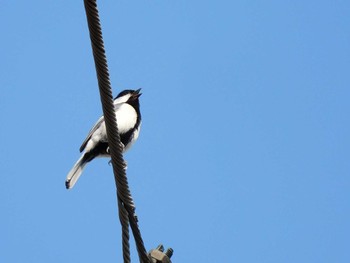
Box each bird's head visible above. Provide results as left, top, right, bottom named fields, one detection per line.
left=114, top=89, right=142, bottom=105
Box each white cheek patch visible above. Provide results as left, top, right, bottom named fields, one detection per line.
left=114, top=94, right=131, bottom=105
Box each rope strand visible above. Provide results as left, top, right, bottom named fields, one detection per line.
left=83, top=1, right=149, bottom=262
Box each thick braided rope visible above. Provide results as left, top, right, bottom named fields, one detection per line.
left=118, top=196, right=131, bottom=263
left=83, top=0, right=149, bottom=262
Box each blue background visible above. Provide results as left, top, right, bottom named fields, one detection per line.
left=1, top=1, right=349, bottom=262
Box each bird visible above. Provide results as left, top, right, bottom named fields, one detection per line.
left=65, top=89, right=142, bottom=189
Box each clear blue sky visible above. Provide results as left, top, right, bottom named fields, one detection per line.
left=1, top=1, right=349, bottom=262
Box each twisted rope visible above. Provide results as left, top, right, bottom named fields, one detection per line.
left=83, top=0, right=149, bottom=262
left=118, top=196, right=131, bottom=263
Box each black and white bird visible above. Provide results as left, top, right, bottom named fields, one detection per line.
left=65, top=89, right=142, bottom=189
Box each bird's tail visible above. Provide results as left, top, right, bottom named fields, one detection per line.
left=65, top=154, right=89, bottom=189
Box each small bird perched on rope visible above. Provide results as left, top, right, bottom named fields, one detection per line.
left=65, top=89, right=142, bottom=189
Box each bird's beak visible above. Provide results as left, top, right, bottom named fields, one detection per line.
left=133, top=88, right=142, bottom=98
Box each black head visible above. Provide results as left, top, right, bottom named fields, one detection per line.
left=115, top=89, right=142, bottom=100
left=114, top=89, right=142, bottom=114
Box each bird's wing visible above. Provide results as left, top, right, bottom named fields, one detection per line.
left=79, top=115, right=104, bottom=152
left=79, top=102, right=136, bottom=152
